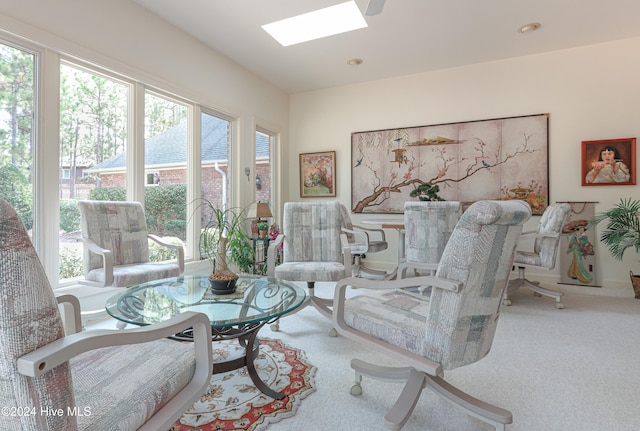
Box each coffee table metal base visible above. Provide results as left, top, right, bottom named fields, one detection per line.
left=172, top=319, right=284, bottom=399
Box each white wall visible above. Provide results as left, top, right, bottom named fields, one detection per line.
left=0, top=0, right=291, bottom=206
left=290, top=37, right=640, bottom=294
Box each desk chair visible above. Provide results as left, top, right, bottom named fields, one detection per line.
left=333, top=200, right=531, bottom=430
left=340, top=204, right=389, bottom=279
left=0, top=198, right=212, bottom=431
left=267, top=201, right=351, bottom=332
left=505, top=203, right=571, bottom=309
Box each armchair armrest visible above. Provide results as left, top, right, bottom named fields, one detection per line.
left=266, top=234, right=285, bottom=276
left=342, top=226, right=370, bottom=248
left=334, top=274, right=461, bottom=294
left=56, top=294, right=82, bottom=335
left=340, top=233, right=352, bottom=276
left=81, top=237, right=114, bottom=286
left=520, top=230, right=560, bottom=239
left=148, top=234, right=185, bottom=272
left=351, top=223, right=386, bottom=242
left=17, top=311, right=212, bottom=378
left=397, top=261, right=439, bottom=279
left=342, top=224, right=387, bottom=251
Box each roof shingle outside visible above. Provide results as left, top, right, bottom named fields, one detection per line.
left=90, top=114, right=269, bottom=171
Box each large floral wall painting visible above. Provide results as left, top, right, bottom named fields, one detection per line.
left=351, top=114, right=549, bottom=214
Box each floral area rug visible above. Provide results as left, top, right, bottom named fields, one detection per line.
left=170, top=338, right=316, bottom=431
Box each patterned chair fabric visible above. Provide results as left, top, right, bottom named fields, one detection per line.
left=78, top=200, right=183, bottom=287
left=513, top=203, right=571, bottom=269
left=341, top=200, right=531, bottom=369
left=274, top=201, right=349, bottom=283
left=0, top=198, right=75, bottom=430
left=506, top=202, right=572, bottom=308
left=0, top=198, right=211, bottom=431
left=333, top=200, right=531, bottom=430
left=399, top=201, right=462, bottom=277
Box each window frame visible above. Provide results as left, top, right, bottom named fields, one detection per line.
left=0, top=29, right=271, bottom=292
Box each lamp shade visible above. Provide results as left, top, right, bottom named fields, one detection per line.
left=247, top=202, right=272, bottom=219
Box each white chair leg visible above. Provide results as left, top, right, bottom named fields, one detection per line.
left=524, top=279, right=565, bottom=308
left=384, top=369, right=427, bottom=431
left=349, top=358, right=511, bottom=431
left=425, top=374, right=512, bottom=430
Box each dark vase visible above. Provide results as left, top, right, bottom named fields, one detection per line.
left=209, top=277, right=238, bottom=295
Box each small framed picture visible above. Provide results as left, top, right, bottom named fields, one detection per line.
left=582, top=138, right=636, bottom=186
left=299, top=151, right=336, bottom=197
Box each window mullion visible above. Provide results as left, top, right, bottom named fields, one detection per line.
left=129, top=83, right=145, bottom=203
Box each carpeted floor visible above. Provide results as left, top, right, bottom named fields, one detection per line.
left=255, top=282, right=640, bottom=431
left=90, top=281, right=640, bottom=431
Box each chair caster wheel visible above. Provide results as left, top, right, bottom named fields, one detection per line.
left=533, top=292, right=542, bottom=297
left=270, top=322, right=280, bottom=331
left=555, top=302, right=565, bottom=309
left=503, top=299, right=512, bottom=306
left=328, top=328, right=338, bottom=337
left=350, top=383, right=362, bottom=396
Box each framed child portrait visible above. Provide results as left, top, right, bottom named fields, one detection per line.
left=299, top=151, right=336, bottom=197
left=582, top=138, right=636, bottom=186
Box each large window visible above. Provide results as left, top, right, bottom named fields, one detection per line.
left=202, top=111, right=231, bottom=210
left=0, top=42, right=35, bottom=234
left=0, top=33, right=276, bottom=290
left=58, top=62, right=129, bottom=281
left=143, top=92, right=188, bottom=260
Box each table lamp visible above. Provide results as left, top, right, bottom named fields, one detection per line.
left=248, top=202, right=272, bottom=237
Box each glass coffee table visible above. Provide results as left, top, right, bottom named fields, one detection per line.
left=105, top=274, right=306, bottom=399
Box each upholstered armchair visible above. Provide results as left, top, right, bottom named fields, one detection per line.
left=0, top=198, right=212, bottom=431
left=267, top=201, right=351, bottom=331
left=333, top=200, right=531, bottom=430
left=397, top=201, right=461, bottom=279
left=339, top=204, right=389, bottom=279
left=78, top=200, right=184, bottom=287
left=505, top=202, right=571, bottom=309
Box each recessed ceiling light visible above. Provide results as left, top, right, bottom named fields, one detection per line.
left=262, top=1, right=367, bottom=47
left=347, top=58, right=363, bottom=66
left=518, top=23, right=541, bottom=34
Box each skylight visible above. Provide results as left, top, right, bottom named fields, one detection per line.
left=262, top=1, right=367, bottom=47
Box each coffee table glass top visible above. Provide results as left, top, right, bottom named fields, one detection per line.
left=105, top=275, right=306, bottom=328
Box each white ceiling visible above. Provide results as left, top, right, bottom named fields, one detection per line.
left=133, top=0, right=640, bottom=94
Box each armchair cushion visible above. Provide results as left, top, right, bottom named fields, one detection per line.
left=72, top=341, right=194, bottom=430
left=274, top=261, right=347, bottom=282
left=86, top=261, right=182, bottom=287
left=343, top=289, right=430, bottom=355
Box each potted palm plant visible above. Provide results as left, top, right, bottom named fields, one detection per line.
left=593, top=198, right=640, bottom=298
left=199, top=200, right=254, bottom=294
